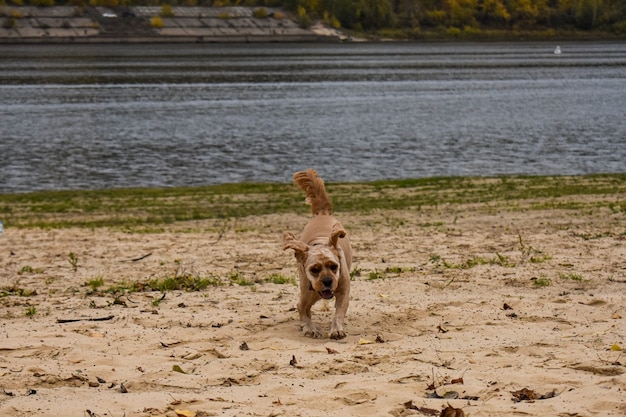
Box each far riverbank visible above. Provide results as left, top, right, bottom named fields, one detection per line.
left=0, top=5, right=345, bottom=44
left=1, top=5, right=625, bottom=44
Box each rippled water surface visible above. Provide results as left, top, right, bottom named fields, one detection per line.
left=1, top=42, right=625, bottom=193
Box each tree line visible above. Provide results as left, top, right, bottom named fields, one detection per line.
left=4, top=0, right=626, bottom=38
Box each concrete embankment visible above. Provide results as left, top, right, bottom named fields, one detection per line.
left=0, top=6, right=346, bottom=43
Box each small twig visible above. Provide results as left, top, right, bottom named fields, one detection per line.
left=211, top=218, right=233, bottom=244
left=57, top=315, right=115, bottom=324
left=129, top=253, right=152, bottom=262
left=440, top=277, right=455, bottom=289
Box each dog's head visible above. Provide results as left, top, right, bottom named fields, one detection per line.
left=283, top=223, right=347, bottom=300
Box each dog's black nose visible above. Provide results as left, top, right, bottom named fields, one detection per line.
left=322, top=277, right=333, bottom=288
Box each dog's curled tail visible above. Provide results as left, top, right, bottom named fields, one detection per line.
left=293, top=169, right=333, bottom=215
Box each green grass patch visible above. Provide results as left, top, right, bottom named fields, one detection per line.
left=559, top=272, right=584, bottom=282
left=365, top=266, right=415, bottom=280
left=530, top=253, right=553, bottom=263
left=89, top=270, right=286, bottom=299
left=86, top=277, right=104, bottom=291
left=367, top=271, right=385, bottom=280
left=0, top=174, right=624, bottom=230
left=146, top=274, right=219, bottom=292
left=532, top=277, right=552, bottom=287
left=19, top=265, right=45, bottom=274
left=228, top=272, right=254, bottom=286
left=264, top=273, right=296, bottom=285
left=430, top=253, right=515, bottom=269
left=1, top=284, right=37, bottom=297
left=571, top=231, right=614, bottom=240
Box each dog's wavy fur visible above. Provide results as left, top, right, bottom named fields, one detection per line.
left=283, top=169, right=352, bottom=339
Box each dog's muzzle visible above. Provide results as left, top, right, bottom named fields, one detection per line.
left=318, top=277, right=335, bottom=299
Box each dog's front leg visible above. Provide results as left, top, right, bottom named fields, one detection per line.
left=298, top=293, right=323, bottom=338
left=330, top=288, right=349, bottom=339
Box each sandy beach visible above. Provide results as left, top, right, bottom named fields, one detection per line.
left=1, top=192, right=625, bottom=416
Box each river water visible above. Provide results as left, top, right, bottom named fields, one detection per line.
left=1, top=42, right=625, bottom=193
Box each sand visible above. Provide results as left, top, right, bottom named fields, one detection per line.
left=1, top=199, right=625, bottom=416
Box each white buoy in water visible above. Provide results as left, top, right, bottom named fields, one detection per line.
left=554, top=46, right=562, bottom=55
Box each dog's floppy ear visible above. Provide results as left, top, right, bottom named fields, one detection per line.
left=328, top=222, right=346, bottom=248
left=283, top=231, right=309, bottom=263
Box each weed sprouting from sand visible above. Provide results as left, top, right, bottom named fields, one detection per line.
left=350, top=266, right=362, bottom=281
left=86, top=277, right=104, bottom=291
left=152, top=293, right=166, bottom=307
left=518, top=233, right=552, bottom=264
left=25, top=306, right=37, bottom=318
left=68, top=252, right=79, bottom=272
left=429, top=254, right=443, bottom=265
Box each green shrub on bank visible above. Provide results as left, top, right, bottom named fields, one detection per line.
left=150, top=15, right=163, bottom=28
left=160, top=4, right=173, bottom=17
left=253, top=7, right=268, bottom=18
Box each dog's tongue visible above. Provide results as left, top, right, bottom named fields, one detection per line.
left=319, top=289, right=334, bottom=300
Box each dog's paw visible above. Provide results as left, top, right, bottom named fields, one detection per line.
left=329, top=329, right=346, bottom=340
left=302, top=326, right=323, bottom=339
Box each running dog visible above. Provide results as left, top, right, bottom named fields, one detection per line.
left=283, top=169, right=352, bottom=339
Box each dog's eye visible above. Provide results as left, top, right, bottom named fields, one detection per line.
left=329, top=264, right=338, bottom=272
left=310, top=266, right=321, bottom=275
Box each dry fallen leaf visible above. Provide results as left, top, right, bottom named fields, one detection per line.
left=403, top=400, right=439, bottom=416
left=358, top=338, right=375, bottom=345
left=172, top=365, right=186, bottom=374
left=610, top=343, right=622, bottom=351
left=511, top=388, right=535, bottom=402
left=440, top=403, right=465, bottom=417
